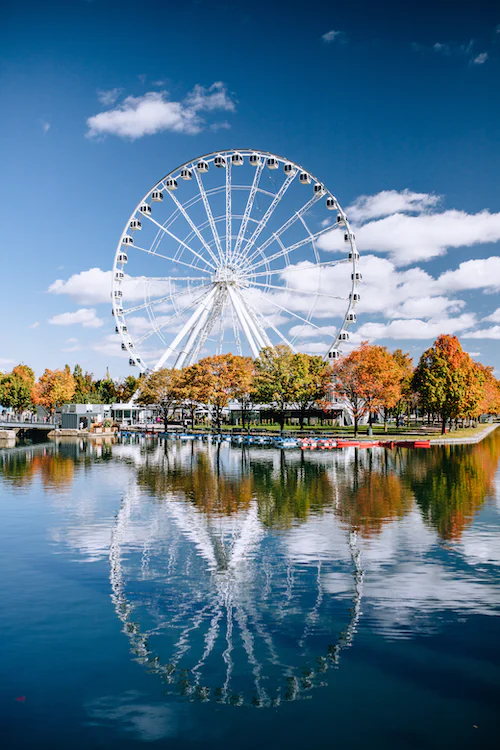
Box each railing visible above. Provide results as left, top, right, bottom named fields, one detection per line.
left=0, top=419, right=59, bottom=429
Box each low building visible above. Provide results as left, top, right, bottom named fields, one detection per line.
left=61, top=403, right=111, bottom=430
left=110, top=403, right=156, bottom=426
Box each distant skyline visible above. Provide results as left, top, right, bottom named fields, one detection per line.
left=1, top=0, right=499, bottom=377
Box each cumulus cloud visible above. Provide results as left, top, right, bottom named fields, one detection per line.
left=48, top=268, right=113, bottom=305
left=86, top=82, right=236, bottom=139
left=437, top=257, right=500, bottom=292
left=462, top=326, right=500, bottom=340
left=473, top=52, right=488, bottom=64
left=357, top=313, right=477, bottom=341
left=347, top=189, right=440, bottom=222
left=483, top=308, right=500, bottom=323
left=49, top=308, right=104, bottom=328
left=319, top=203, right=500, bottom=265
left=321, top=30, right=343, bottom=43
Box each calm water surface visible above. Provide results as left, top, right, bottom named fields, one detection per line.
left=1, top=434, right=500, bottom=749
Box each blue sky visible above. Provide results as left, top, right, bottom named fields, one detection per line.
left=1, top=0, right=499, bottom=378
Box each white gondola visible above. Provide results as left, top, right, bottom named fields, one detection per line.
left=344, top=231, right=355, bottom=242
left=284, top=163, right=294, bottom=174
left=121, top=342, right=128, bottom=351
left=328, top=349, right=341, bottom=360
left=314, top=182, right=325, bottom=194
left=336, top=213, right=346, bottom=225
left=122, top=235, right=133, bottom=245
left=249, top=154, right=260, bottom=166
left=348, top=250, right=359, bottom=260
left=115, top=305, right=123, bottom=315
left=118, top=252, right=128, bottom=264
left=166, top=178, right=178, bottom=191
left=197, top=160, right=209, bottom=173
left=214, top=155, right=226, bottom=168
left=180, top=168, right=192, bottom=180
left=232, top=153, right=244, bottom=165
left=151, top=191, right=163, bottom=202
left=351, top=272, right=362, bottom=281
left=130, top=219, right=142, bottom=231
left=339, top=332, right=349, bottom=341
left=299, top=172, right=311, bottom=184
left=129, top=358, right=136, bottom=366
left=350, top=292, right=360, bottom=302
left=114, top=290, right=123, bottom=298
left=267, top=157, right=279, bottom=169
left=116, top=325, right=128, bottom=334
left=139, top=204, right=152, bottom=215
left=346, top=313, right=357, bottom=323
left=115, top=271, right=124, bottom=281
left=326, top=196, right=338, bottom=210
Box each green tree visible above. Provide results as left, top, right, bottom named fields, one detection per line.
left=137, top=368, right=183, bottom=430
left=253, top=346, right=300, bottom=431
left=0, top=368, right=34, bottom=413
left=291, top=353, right=332, bottom=429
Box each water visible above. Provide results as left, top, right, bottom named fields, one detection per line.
left=1, top=434, right=499, bottom=749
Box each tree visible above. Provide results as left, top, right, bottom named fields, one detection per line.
left=253, top=346, right=299, bottom=431
left=476, top=363, right=500, bottom=416
left=193, top=354, right=255, bottom=431
left=0, top=364, right=35, bottom=414
left=137, top=368, right=183, bottom=430
left=291, top=353, right=332, bottom=429
left=32, top=366, right=76, bottom=414
left=72, top=365, right=96, bottom=403
left=331, top=343, right=403, bottom=435
left=115, top=375, right=140, bottom=403
left=413, top=335, right=482, bottom=433
left=391, top=350, right=414, bottom=428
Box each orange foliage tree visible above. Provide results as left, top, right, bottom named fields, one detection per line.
left=32, top=366, right=76, bottom=415
left=331, top=342, right=403, bottom=435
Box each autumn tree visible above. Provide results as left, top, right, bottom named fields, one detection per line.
left=291, top=353, right=332, bottom=429
left=192, top=354, right=255, bottom=431
left=32, top=366, right=76, bottom=415
left=115, top=375, right=140, bottom=403
left=475, top=363, right=500, bottom=416
left=413, top=335, right=482, bottom=433
left=0, top=364, right=35, bottom=414
left=391, top=350, right=414, bottom=428
left=136, top=368, right=183, bottom=430
left=331, top=343, right=403, bottom=435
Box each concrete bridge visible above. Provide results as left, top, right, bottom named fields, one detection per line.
left=0, top=420, right=58, bottom=433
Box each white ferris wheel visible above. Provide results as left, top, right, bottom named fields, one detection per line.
left=111, top=149, right=361, bottom=371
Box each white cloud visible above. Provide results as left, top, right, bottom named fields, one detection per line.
left=462, top=326, right=500, bottom=340
left=433, top=42, right=451, bottom=54
left=41, top=121, right=50, bottom=133
left=209, top=121, right=231, bottom=132
left=49, top=308, right=104, bottom=328
left=473, top=52, right=488, bottom=64
left=357, top=313, right=476, bottom=341
left=320, top=207, right=500, bottom=265
left=0, top=358, right=15, bottom=368
left=97, top=87, right=123, bottom=106
left=48, top=268, right=113, bottom=304
left=321, top=30, right=343, bottom=43
left=437, top=257, right=500, bottom=291
left=29, top=321, right=40, bottom=329
left=86, top=83, right=236, bottom=140
left=347, top=189, right=440, bottom=222
left=483, top=307, right=500, bottom=322
left=184, top=82, right=235, bottom=112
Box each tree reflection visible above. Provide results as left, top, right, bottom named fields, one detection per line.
left=405, top=434, right=500, bottom=540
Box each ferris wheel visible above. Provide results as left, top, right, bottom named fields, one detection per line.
left=111, top=149, right=361, bottom=371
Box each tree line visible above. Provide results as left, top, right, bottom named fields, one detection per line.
left=136, top=335, right=500, bottom=434
left=2, top=335, right=499, bottom=433
left=0, top=364, right=139, bottom=415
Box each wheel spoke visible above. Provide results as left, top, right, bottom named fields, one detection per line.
left=245, top=259, right=347, bottom=280
left=239, top=290, right=296, bottom=351
left=226, top=159, right=232, bottom=264
left=131, top=243, right=213, bottom=275
left=134, top=285, right=214, bottom=345
left=121, top=281, right=210, bottom=316
left=245, top=192, right=324, bottom=267
left=246, top=287, right=325, bottom=331
left=232, top=158, right=265, bottom=262
left=194, top=169, right=224, bottom=264
left=166, top=190, right=221, bottom=268
left=237, top=169, right=297, bottom=261
left=143, top=214, right=218, bottom=271
left=247, top=279, right=347, bottom=301
left=246, top=222, right=341, bottom=273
